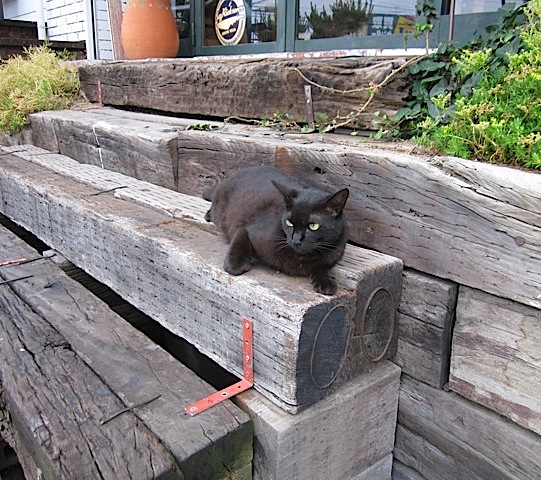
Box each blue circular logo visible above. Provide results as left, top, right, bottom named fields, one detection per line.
left=215, top=0, right=246, bottom=46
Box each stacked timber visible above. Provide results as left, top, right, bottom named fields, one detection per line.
left=24, top=107, right=541, bottom=479
left=29, top=107, right=541, bottom=313
left=0, top=221, right=252, bottom=479
left=0, top=144, right=403, bottom=479
left=23, top=106, right=541, bottom=480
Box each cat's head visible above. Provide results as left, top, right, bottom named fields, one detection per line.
left=272, top=181, right=349, bottom=255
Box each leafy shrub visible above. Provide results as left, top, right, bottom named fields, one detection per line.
left=0, top=45, right=80, bottom=133
left=398, top=1, right=541, bottom=169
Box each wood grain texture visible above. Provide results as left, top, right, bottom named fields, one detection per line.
left=0, top=147, right=402, bottom=412
left=0, top=224, right=253, bottom=479
left=394, top=270, right=457, bottom=388
left=236, top=361, right=400, bottom=480
left=276, top=146, right=541, bottom=311
left=0, top=263, right=180, bottom=479
left=449, top=286, right=541, bottom=436
left=28, top=108, right=541, bottom=309
left=31, top=109, right=180, bottom=190
left=77, top=57, right=411, bottom=126
left=396, top=375, right=541, bottom=480
left=391, top=460, right=426, bottom=480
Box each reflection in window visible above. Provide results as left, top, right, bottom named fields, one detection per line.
left=204, top=0, right=277, bottom=46
left=297, top=0, right=418, bottom=40
left=172, top=0, right=191, bottom=41
left=451, top=0, right=525, bottom=15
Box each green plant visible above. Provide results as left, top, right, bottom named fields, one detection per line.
left=414, top=0, right=438, bottom=53
left=0, top=45, right=79, bottom=133
left=259, top=112, right=298, bottom=130
left=185, top=123, right=219, bottom=131
left=408, top=0, right=541, bottom=169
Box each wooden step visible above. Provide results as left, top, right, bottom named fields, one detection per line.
left=29, top=107, right=541, bottom=314
left=0, top=145, right=402, bottom=412
left=76, top=56, right=411, bottom=127
left=0, top=20, right=38, bottom=41
left=0, top=223, right=252, bottom=479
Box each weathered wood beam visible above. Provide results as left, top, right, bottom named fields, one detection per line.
left=0, top=285, right=180, bottom=479
left=236, top=361, right=400, bottom=480
left=77, top=57, right=411, bottom=127
left=0, top=146, right=402, bottom=412
left=29, top=108, right=541, bottom=310
left=394, top=270, right=457, bottom=388
left=0, top=223, right=253, bottom=479
left=31, top=109, right=180, bottom=190
left=449, top=286, right=541, bottom=436
left=396, top=375, right=541, bottom=480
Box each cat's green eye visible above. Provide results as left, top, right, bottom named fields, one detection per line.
left=285, top=219, right=294, bottom=227
left=309, top=223, right=320, bottom=231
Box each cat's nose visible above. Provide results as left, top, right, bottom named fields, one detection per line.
left=292, top=233, right=304, bottom=246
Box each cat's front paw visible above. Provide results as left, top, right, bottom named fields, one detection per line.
left=311, top=276, right=337, bottom=295
left=224, top=257, right=251, bottom=276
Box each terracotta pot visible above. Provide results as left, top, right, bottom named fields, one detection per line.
left=121, top=0, right=180, bottom=60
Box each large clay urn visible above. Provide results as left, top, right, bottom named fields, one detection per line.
left=121, top=0, right=180, bottom=60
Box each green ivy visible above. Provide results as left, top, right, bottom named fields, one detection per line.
left=398, top=1, right=541, bottom=169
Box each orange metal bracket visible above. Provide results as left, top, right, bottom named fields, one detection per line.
left=0, top=258, right=28, bottom=267
left=185, top=318, right=253, bottom=416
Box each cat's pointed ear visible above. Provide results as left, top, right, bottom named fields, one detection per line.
left=272, top=180, right=297, bottom=208
left=324, top=188, right=349, bottom=216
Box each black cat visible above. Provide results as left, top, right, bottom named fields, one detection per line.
left=203, top=165, right=349, bottom=295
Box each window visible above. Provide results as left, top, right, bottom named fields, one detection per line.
left=204, top=0, right=277, bottom=46
left=297, top=0, right=418, bottom=41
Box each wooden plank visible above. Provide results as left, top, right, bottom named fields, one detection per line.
left=394, top=313, right=449, bottom=389
left=394, top=270, right=457, bottom=388
left=276, top=145, right=541, bottom=311
left=391, top=460, right=426, bottom=480
left=0, top=266, right=180, bottom=479
left=398, top=270, right=457, bottom=329
left=394, top=425, right=485, bottom=480
left=27, top=109, right=541, bottom=310
left=397, top=375, right=541, bottom=480
left=77, top=57, right=411, bottom=126
left=107, top=0, right=125, bottom=60
left=236, top=361, right=400, bottom=480
left=0, top=224, right=253, bottom=479
left=449, top=286, right=541, bottom=436
left=30, top=109, right=179, bottom=191
left=0, top=148, right=403, bottom=412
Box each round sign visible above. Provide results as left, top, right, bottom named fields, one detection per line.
left=215, top=0, right=247, bottom=46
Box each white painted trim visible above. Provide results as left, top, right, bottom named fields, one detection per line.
left=84, top=0, right=96, bottom=60
left=36, top=0, right=47, bottom=40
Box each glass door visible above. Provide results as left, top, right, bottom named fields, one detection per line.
left=172, top=0, right=194, bottom=56
left=193, top=0, right=287, bottom=55
left=176, top=0, right=524, bottom=57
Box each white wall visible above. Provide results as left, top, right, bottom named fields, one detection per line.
left=2, top=0, right=119, bottom=60
left=3, top=0, right=36, bottom=20
left=45, top=0, right=86, bottom=42
left=95, top=0, right=114, bottom=60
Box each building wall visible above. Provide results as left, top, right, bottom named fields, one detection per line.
left=2, top=0, right=115, bottom=60
left=95, top=0, right=114, bottom=60
left=44, top=0, right=86, bottom=42
left=3, top=0, right=36, bottom=20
